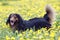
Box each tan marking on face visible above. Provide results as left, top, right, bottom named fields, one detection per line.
left=16, top=18, right=18, bottom=20
left=10, top=17, right=15, bottom=21
left=10, top=16, right=18, bottom=22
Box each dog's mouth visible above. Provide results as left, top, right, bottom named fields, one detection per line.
left=10, top=20, right=18, bottom=27
left=10, top=20, right=15, bottom=26
left=11, top=23, right=14, bottom=26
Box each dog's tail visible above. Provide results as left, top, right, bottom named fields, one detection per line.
left=44, top=5, right=55, bottom=25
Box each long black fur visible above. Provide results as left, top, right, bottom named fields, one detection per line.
left=6, top=5, right=55, bottom=32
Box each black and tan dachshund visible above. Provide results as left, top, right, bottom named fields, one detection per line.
left=6, top=5, right=55, bottom=32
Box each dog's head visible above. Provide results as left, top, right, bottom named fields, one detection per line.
left=6, top=13, right=23, bottom=27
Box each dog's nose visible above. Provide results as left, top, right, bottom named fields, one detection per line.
left=10, top=21, right=14, bottom=23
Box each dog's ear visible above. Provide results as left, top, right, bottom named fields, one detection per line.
left=15, top=14, right=23, bottom=24
left=6, top=14, right=12, bottom=25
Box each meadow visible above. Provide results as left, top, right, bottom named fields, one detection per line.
left=0, top=0, right=60, bottom=40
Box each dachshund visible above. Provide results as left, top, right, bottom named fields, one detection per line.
left=6, top=5, right=55, bottom=32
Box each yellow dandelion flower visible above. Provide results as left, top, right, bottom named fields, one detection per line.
left=19, top=37, right=24, bottom=40
left=40, top=12, right=45, bottom=17
left=27, top=13, right=32, bottom=16
left=18, top=33, right=22, bottom=37
left=29, top=30, right=33, bottom=33
left=38, top=14, right=41, bottom=17
left=6, top=35, right=10, bottom=40
left=26, top=38, right=30, bottom=40
left=37, top=30, right=41, bottom=34
left=58, top=37, right=60, bottom=40
left=58, top=26, right=60, bottom=29
left=11, top=37, right=15, bottom=40
left=50, top=31, right=55, bottom=37
left=24, top=18, right=28, bottom=20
